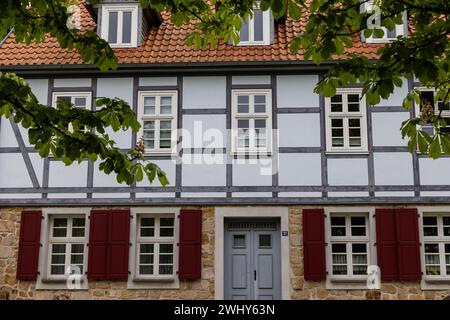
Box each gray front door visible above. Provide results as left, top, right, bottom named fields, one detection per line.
left=224, top=219, right=281, bottom=300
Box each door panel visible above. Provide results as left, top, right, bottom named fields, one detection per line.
left=225, top=231, right=252, bottom=300
left=254, top=230, right=281, bottom=300
left=224, top=220, right=281, bottom=300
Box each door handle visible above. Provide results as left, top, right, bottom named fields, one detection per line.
left=254, top=270, right=257, bottom=281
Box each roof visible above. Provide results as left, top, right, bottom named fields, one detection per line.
left=0, top=2, right=382, bottom=68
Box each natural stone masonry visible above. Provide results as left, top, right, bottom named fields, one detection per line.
left=289, top=206, right=450, bottom=300
left=2, top=205, right=450, bottom=299
left=0, top=207, right=214, bottom=300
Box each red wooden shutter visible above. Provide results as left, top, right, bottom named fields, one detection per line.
left=87, top=210, right=109, bottom=280
left=395, top=208, right=421, bottom=280
left=17, top=210, right=42, bottom=280
left=302, top=208, right=326, bottom=281
left=107, top=209, right=131, bottom=280
left=178, top=209, right=202, bottom=280
left=376, top=208, right=399, bottom=280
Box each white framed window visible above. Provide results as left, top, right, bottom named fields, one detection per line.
left=415, top=87, right=450, bottom=136
left=52, top=92, right=92, bottom=110
left=129, top=208, right=180, bottom=289
left=36, top=208, right=90, bottom=290
left=231, top=89, right=272, bottom=154
left=52, top=92, right=92, bottom=131
left=325, top=88, right=368, bottom=153
left=238, top=4, right=272, bottom=45
left=419, top=207, right=450, bottom=289
left=362, top=1, right=407, bottom=44
left=100, top=5, right=138, bottom=48
left=138, top=91, right=178, bottom=154
left=415, top=87, right=450, bottom=117
left=325, top=208, right=376, bottom=289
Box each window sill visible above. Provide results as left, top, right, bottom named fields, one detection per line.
left=364, top=39, right=397, bottom=44
left=232, top=151, right=273, bottom=157
left=132, top=276, right=175, bottom=282
left=326, top=276, right=368, bottom=290
left=421, top=278, right=450, bottom=290
left=326, top=151, right=369, bottom=155
left=128, top=276, right=179, bottom=290
left=36, top=276, right=88, bottom=290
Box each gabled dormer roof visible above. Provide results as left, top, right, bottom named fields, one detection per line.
left=0, top=1, right=381, bottom=69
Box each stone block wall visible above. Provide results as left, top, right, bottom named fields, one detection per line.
left=2, top=205, right=450, bottom=300
left=0, top=207, right=214, bottom=300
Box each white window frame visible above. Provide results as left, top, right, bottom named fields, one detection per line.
left=419, top=207, right=450, bottom=290
left=324, top=207, right=376, bottom=290
left=137, top=91, right=178, bottom=155
left=52, top=92, right=92, bottom=110
left=128, top=207, right=180, bottom=289
left=362, top=1, right=407, bottom=44
left=36, top=208, right=90, bottom=290
left=231, top=89, right=272, bottom=155
left=414, top=87, right=450, bottom=118
left=325, top=88, right=368, bottom=153
left=237, top=3, right=272, bottom=45
left=100, top=4, right=139, bottom=48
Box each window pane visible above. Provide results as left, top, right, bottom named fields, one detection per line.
left=160, top=218, right=174, bottom=226
left=159, top=265, right=173, bottom=275
left=144, top=106, right=155, bottom=114
left=331, top=217, right=346, bottom=236
left=51, top=266, right=65, bottom=275
left=144, top=121, right=155, bottom=130
left=140, top=244, right=154, bottom=254
left=160, top=228, right=174, bottom=237
left=424, top=227, right=438, bottom=237
left=140, top=254, right=154, bottom=264
left=108, top=12, right=118, bottom=43
left=160, top=244, right=173, bottom=254
left=351, top=216, right=365, bottom=226
left=348, top=94, right=360, bottom=112
left=54, top=218, right=67, bottom=227
left=160, top=121, right=171, bottom=130
left=426, top=266, right=441, bottom=276
left=74, top=97, right=87, bottom=107
left=425, top=243, right=439, bottom=253
left=351, top=227, right=366, bottom=236
left=122, top=11, right=132, bottom=44
left=139, top=266, right=154, bottom=275
left=386, top=28, right=397, bottom=39
left=160, top=97, right=172, bottom=114
left=254, top=95, right=266, bottom=113
left=253, top=9, right=264, bottom=41
left=237, top=96, right=249, bottom=113
left=420, top=91, right=435, bottom=112
left=70, top=254, right=84, bottom=265
left=233, top=234, right=246, bottom=248
left=53, top=218, right=67, bottom=237
left=57, top=96, right=71, bottom=104
left=72, top=227, right=85, bottom=237
left=52, top=244, right=66, bottom=254
left=71, top=244, right=84, bottom=254
left=332, top=243, right=346, bottom=253
left=351, top=216, right=366, bottom=236
left=240, top=17, right=249, bottom=42
left=160, top=255, right=173, bottom=264
left=259, top=234, right=272, bottom=248
left=331, top=95, right=343, bottom=112
left=51, top=254, right=65, bottom=264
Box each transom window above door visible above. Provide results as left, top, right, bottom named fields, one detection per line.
left=231, top=89, right=272, bottom=154
left=325, top=89, right=368, bottom=153
left=100, top=5, right=138, bottom=47
left=138, top=91, right=178, bottom=154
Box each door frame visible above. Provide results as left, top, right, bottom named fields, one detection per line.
left=215, top=207, right=290, bottom=300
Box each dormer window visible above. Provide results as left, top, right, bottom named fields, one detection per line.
left=362, top=1, right=407, bottom=44
left=100, top=5, right=138, bottom=48
left=238, top=5, right=273, bottom=45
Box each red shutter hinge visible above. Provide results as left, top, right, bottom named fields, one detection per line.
left=325, top=242, right=328, bottom=246
left=88, top=215, right=90, bottom=219
left=177, top=242, right=179, bottom=246
left=130, top=215, right=133, bottom=219
left=129, top=243, right=132, bottom=247
left=41, top=215, right=44, bottom=220
left=372, top=214, right=376, bottom=218
left=374, top=242, right=377, bottom=246
left=39, top=243, right=43, bottom=247
left=37, top=271, right=40, bottom=275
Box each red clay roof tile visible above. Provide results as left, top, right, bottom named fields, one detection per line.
left=0, top=2, right=382, bottom=67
